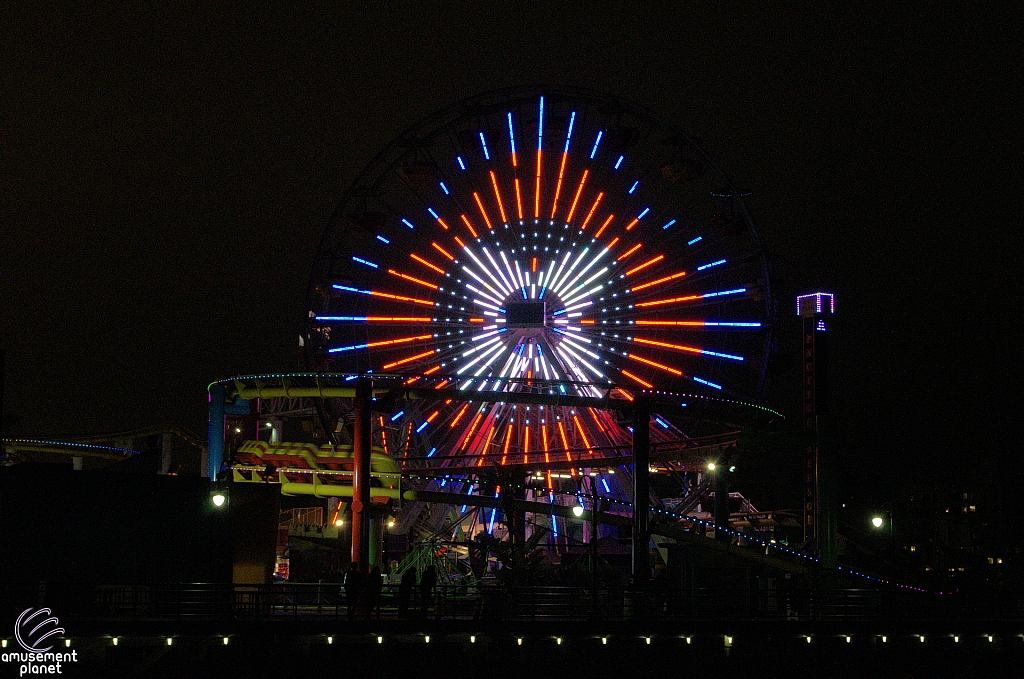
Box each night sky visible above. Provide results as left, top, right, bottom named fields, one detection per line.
left=2, top=5, right=1018, bottom=501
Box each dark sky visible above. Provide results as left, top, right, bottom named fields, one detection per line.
left=2, top=4, right=1019, bottom=495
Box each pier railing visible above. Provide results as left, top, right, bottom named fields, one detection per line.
left=3, top=582, right=1022, bottom=624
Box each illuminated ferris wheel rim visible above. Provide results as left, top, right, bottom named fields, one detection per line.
left=306, top=85, right=775, bottom=416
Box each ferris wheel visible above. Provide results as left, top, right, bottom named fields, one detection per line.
left=304, top=86, right=774, bottom=529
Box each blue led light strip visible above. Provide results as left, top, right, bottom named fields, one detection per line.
left=479, top=132, right=490, bottom=160
left=696, top=259, right=726, bottom=271
left=352, top=256, right=379, bottom=268
left=693, top=377, right=722, bottom=390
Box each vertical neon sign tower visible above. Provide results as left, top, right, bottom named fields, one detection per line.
left=797, top=293, right=835, bottom=558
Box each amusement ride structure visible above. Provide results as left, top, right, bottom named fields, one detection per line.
left=208, top=86, right=791, bottom=582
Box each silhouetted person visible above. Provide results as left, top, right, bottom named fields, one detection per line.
left=366, top=566, right=383, bottom=619
left=398, top=567, right=417, bottom=619
left=420, top=564, right=437, bottom=617
left=343, top=562, right=362, bottom=620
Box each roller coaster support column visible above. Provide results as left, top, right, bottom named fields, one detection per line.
left=351, top=377, right=373, bottom=570
left=369, top=513, right=383, bottom=569
left=714, top=467, right=730, bottom=542
left=208, top=384, right=226, bottom=480
left=632, top=396, right=651, bottom=584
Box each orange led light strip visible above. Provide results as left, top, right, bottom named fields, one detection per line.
left=534, top=150, right=542, bottom=218
left=594, top=214, right=614, bottom=238
left=501, top=424, right=513, bottom=465
left=580, top=192, right=604, bottom=230
left=627, top=353, right=683, bottom=376
left=461, top=412, right=483, bottom=451
left=365, top=335, right=432, bottom=350
left=450, top=404, right=470, bottom=428
left=630, top=271, right=686, bottom=292
left=459, top=214, right=479, bottom=238
left=388, top=269, right=438, bottom=289
left=550, top=153, right=568, bottom=218
left=473, top=192, right=494, bottom=231
left=557, top=421, right=572, bottom=462
left=635, top=320, right=709, bottom=326
left=573, top=415, right=593, bottom=456
left=478, top=424, right=497, bottom=466
left=616, top=243, right=642, bottom=261
left=382, top=349, right=435, bottom=370
left=632, top=337, right=706, bottom=355
left=378, top=416, right=388, bottom=456
left=565, top=170, right=589, bottom=223
left=523, top=424, right=530, bottom=464
left=620, top=369, right=653, bottom=388
left=410, top=253, right=445, bottom=274
left=366, top=290, right=434, bottom=306
left=431, top=242, right=455, bottom=261
left=514, top=178, right=524, bottom=220
left=624, top=255, right=664, bottom=277
left=635, top=294, right=701, bottom=308
left=489, top=171, right=508, bottom=224
left=360, top=316, right=432, bottom=322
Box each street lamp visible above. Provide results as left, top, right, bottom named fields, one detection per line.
left=871, top=516, right=884, bottom=528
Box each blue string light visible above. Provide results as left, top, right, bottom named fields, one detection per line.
left=478, top=132, right=490, bottom=160
left=589, top=130, right=603, bottom=159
